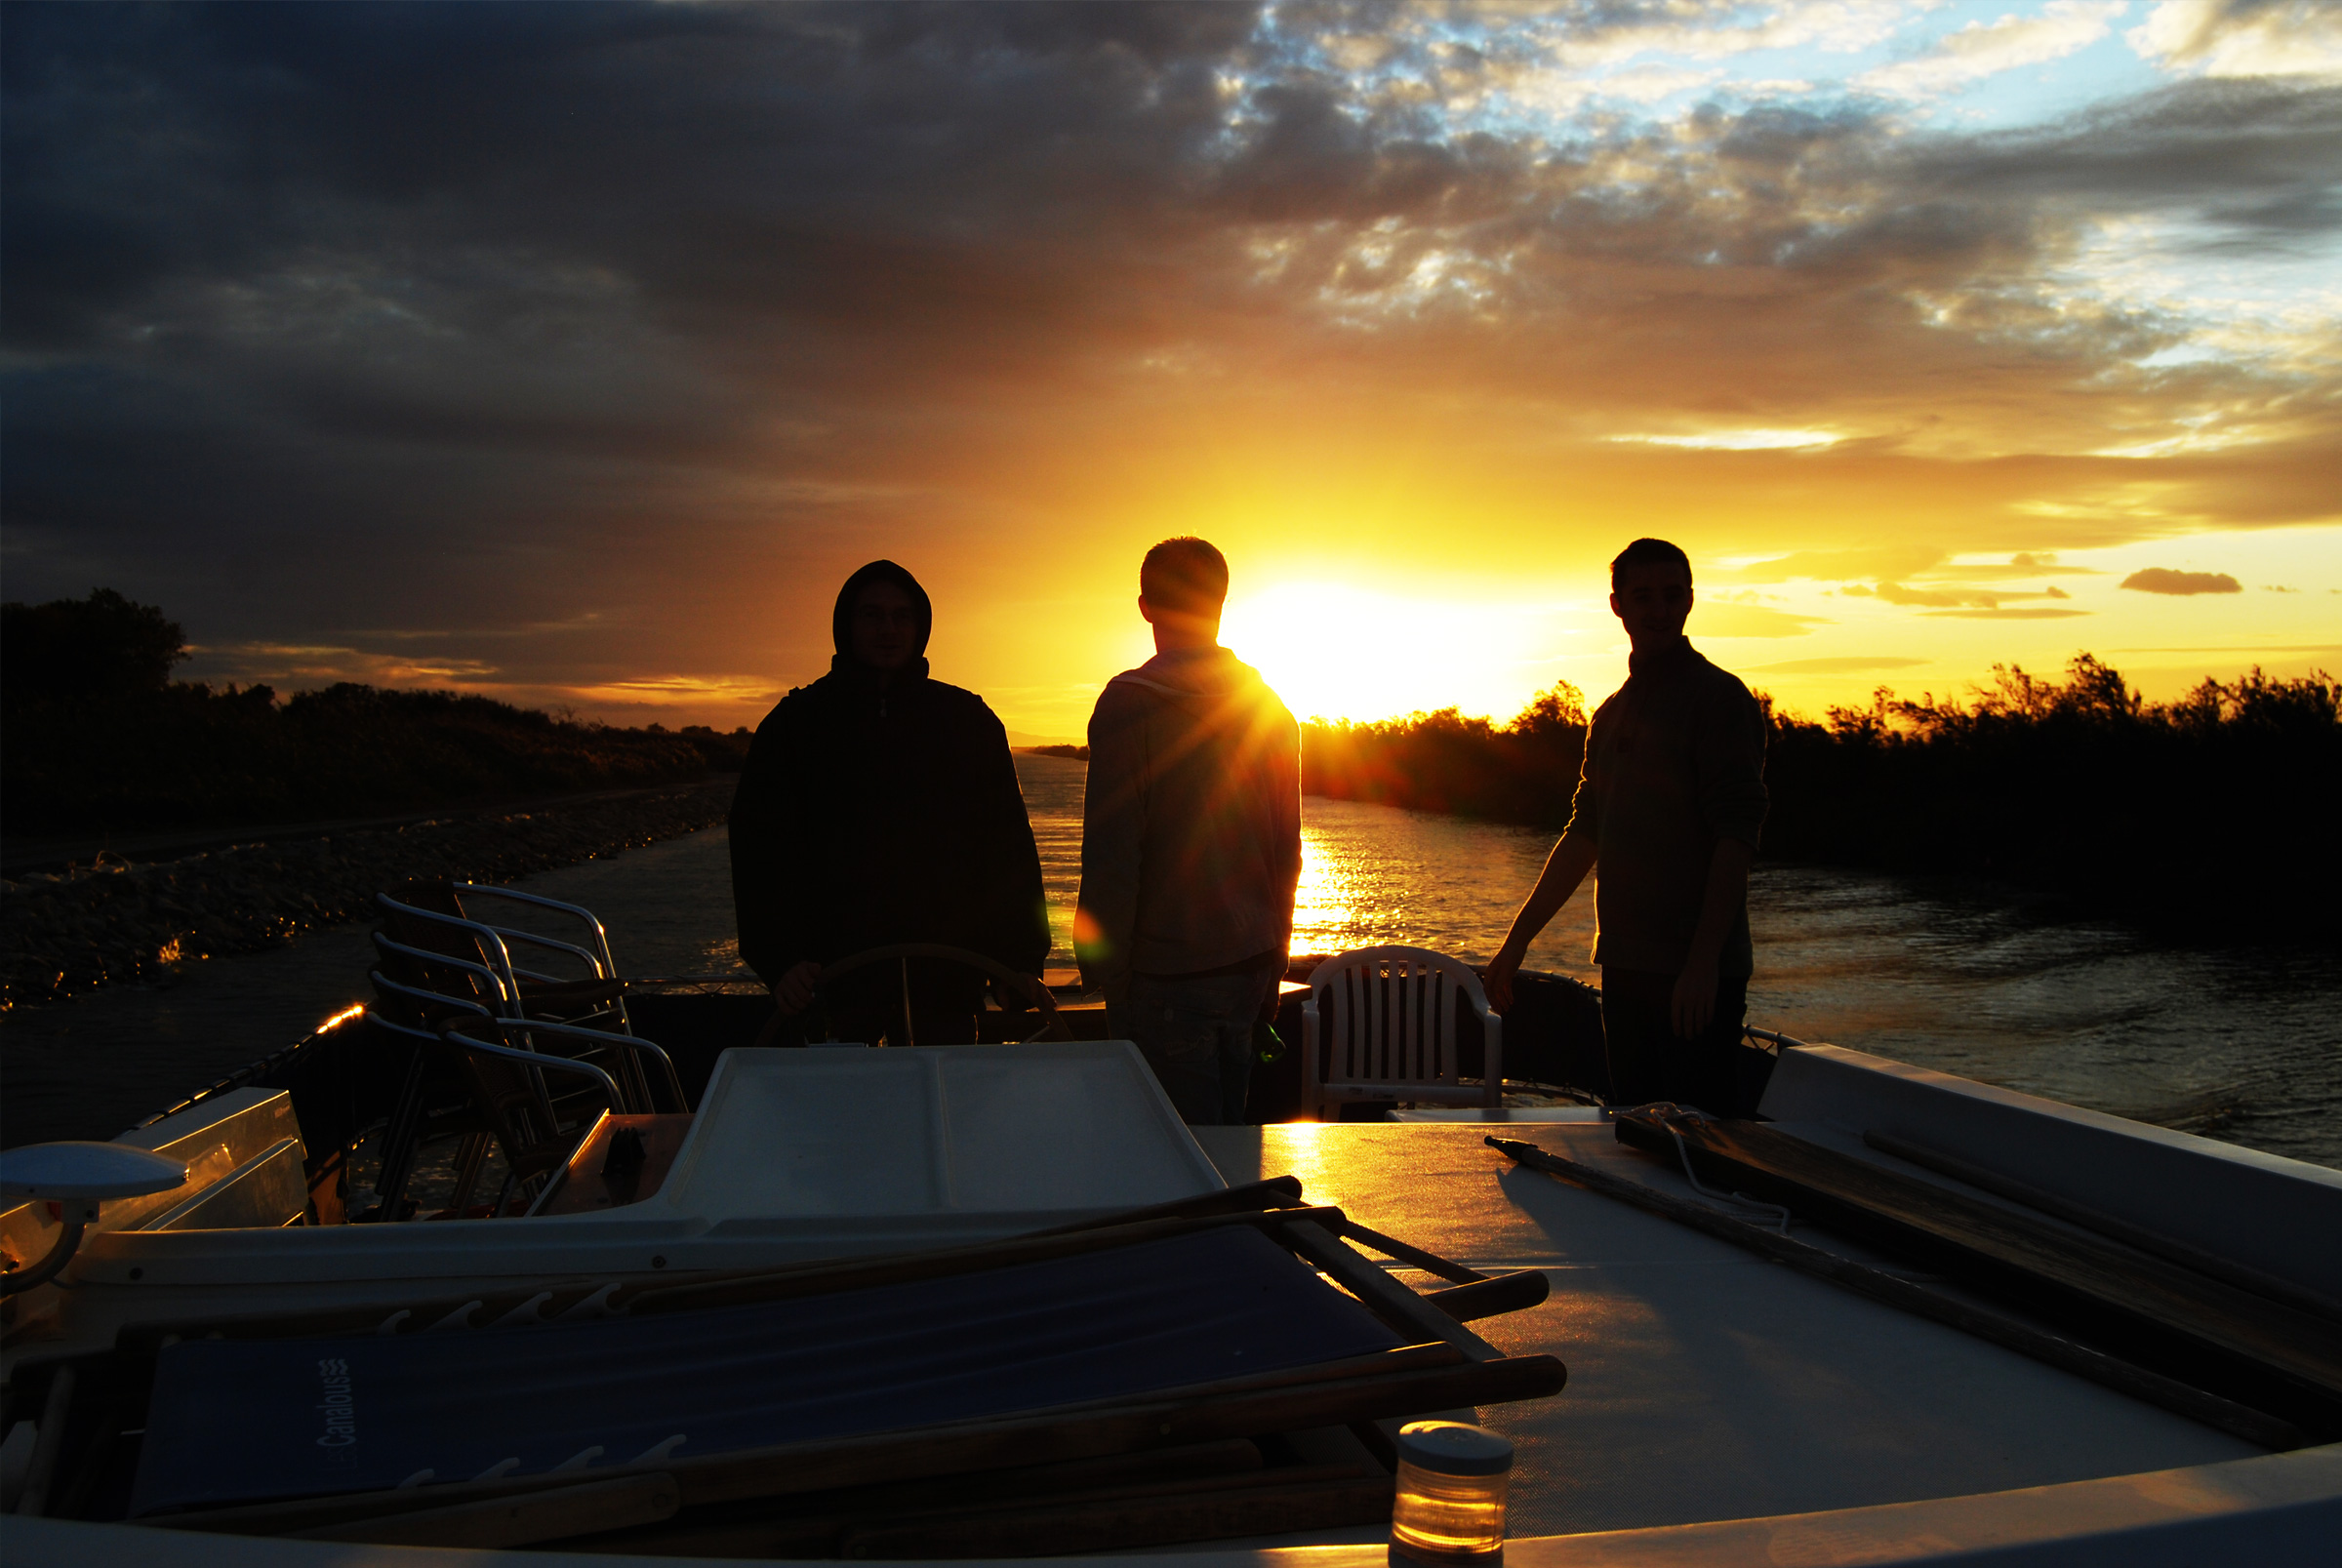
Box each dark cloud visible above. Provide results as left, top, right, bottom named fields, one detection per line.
left=2, top=2, right=2333, bottom=716
left=2121, top=568, right=2245, bottom=594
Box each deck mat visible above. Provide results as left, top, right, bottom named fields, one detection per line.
left=130, top=1225, right=1402, bottom=1514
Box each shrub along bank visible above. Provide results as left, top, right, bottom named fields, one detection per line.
left=1302, top=656, right=2340, bottom=939
left=2, top=589, right=749, bottom=836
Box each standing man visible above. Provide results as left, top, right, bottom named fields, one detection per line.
left=730, top=559, right=1050, bottom=1046
left=1076, top=538, right=1302, bottom=1124
left=1484, top=539, right=1769, bottom=1114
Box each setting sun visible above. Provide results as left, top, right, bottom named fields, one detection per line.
left=1219, top=582, right=1580, bottom=726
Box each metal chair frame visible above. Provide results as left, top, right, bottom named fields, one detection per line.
left=360, top=967, right=680, bottom=1221
left=1302, top=945, right=1505, bottom=1120
left=368, top=973, right=680, bottom=1116
left=448, top=882, right=623, bottom=984
left=359, top=885, right=685, bottom=1221
left=376, top=894, right=608, bottom=997
left=359, top=974, right=499, bottom=1222
left=436, top=1016, right=685, bottom=1218
left=455, top=1014, right=686, bottom=1116
left=373, top=896, right=639, bottom=1098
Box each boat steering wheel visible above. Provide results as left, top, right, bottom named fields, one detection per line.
left=757, top=942, right=1070, bottom=1048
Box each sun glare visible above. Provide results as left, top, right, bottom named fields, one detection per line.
left=1219, top=582, right=1570, bottom=724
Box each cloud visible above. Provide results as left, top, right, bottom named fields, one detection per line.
left=1606, top=428, right=1841, bottom=451
left=1, top=3, right=2335, bottom=725
left=1921, top=607, right=2096, bottom=617
left=1745, top=656, right=1934, bottom=673
left=566, top=675, right=780, bottom=706
left=1860, top=580, right=2085, bottom=609
left=1946, top=551, right=2104, bottom=577
left=1875, top=583, right=2001, bottom=608
left=1732, top=547, right=1951, bottom=583
left=2120, top=566, right=2245, bottom=591
left=2131, top=2, right=2342, bottom=79
left=197, top=641, right=503, bottom=688
left=2111, top=641, right=2342, bottom=652
left=1691, top=603, right=1831, bottom=637
left=1863, top=2, right=2129, bottom=99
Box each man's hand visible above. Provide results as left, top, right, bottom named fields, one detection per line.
left=1485, top=835, right=1595, bottom=1017
left=1484, top=945, right=1525, bottom=1015
left=1670, top=952, right=1718, bottom=1039
left=773, top=960, right=822, bottom=1016
left=992, top=973, right=1056, bottom=1013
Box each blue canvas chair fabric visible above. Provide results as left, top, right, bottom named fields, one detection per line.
left=130, top=1226, right=1405, bottom=1515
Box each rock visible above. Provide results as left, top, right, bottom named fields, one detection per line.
left=0, top=779, right=734, bottom=1011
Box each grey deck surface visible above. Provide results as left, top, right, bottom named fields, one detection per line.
left=1192, top=1124, right=2255, bottom=1538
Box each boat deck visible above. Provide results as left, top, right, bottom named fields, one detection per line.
left=9, top=1034, right=2340, bottom=1566
left=1192, top=1121, right=2255, bottom=1539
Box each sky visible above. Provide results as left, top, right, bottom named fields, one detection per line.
left=4, top=1, right=2337, bottom=740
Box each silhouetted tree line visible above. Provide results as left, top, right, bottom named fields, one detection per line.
left=1304, top=680, right=1592, bottom=821
left=2, top=590, right=750, bottom=835
left=1304, top=656, right=2340, bottom=936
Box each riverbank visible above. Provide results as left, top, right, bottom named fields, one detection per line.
left=1304, top=658, right=2341, bottom=942
left=0, top=777, right=737, bottom=1011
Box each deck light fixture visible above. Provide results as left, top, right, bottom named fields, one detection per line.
left=0, top=1141, right=188, bottom=1295
left=1390, top=1419, right=1514, bottom=1566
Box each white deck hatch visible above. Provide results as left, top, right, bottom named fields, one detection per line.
left=657, top=1041, right=1226, bottom=1223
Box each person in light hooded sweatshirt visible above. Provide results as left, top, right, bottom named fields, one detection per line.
left=1075, top=538, right=1302, bottom=1123
left=729, top=560, right=1050, bottom=1046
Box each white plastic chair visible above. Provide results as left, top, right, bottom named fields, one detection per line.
left=1301, top=945, right=1504, bottom=1120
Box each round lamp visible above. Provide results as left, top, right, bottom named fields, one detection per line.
left=1389, top=1420, right=1513, bottom=1567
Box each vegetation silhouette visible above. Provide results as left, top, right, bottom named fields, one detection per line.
left=3, top=590, right=747, bottom=836
left=1304, top=657, right=2339, bottom=937
left=11, top=589, right=2334, bottom=935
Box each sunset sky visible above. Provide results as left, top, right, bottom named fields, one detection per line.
left=6, top=1, right=2337, bottom=740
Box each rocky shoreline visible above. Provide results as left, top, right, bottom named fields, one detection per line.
left=0, top=778, right=737, bottom=1012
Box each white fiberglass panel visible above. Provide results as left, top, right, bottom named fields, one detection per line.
left=663, top=1051, right=945, bottom=1218
left=660, top=1042, right=1221, bottom=1225
left=938, top=1047, right=1222, bottom=1212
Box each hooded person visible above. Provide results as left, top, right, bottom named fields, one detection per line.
left=1075, top=538, right=1302, bottom=1123
left=728, top=560, right=1051, bottom=1046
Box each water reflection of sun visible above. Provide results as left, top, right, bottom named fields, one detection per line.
left=1291, top=823, right=1438, bottom=958
left=1291, top=829, right=1353, bottom=946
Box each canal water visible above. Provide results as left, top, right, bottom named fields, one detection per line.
left=5, top=754, right=2338, bottom=1169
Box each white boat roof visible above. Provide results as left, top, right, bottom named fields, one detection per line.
left=7, top=1041, right=2340, bottom=1562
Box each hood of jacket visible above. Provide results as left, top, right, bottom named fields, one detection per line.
left=1111, top=645, right=1263, bottom=701
left=830, top=559, right=934, bottom=681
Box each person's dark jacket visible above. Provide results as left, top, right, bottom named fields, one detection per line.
left=1561, top=638, right=1768, bottom=977
left=728, top=561, right=1050, bottom=988
left=1076, top=646, right=1301, bottom=1002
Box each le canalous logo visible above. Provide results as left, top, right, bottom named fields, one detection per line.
left=315, top=1357, right=357, bottom=1451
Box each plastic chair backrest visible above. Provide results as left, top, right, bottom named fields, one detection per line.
left=1304, top=945, right=1503, bottom=1114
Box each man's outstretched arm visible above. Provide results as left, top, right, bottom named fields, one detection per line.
left=1670, top=837, right=1755, bottom=1037
left=1484, top=832, right=1597, bottom=1013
